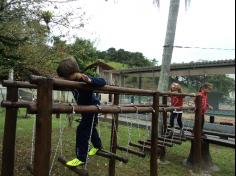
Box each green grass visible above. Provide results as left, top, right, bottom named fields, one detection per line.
left=106, top=61, right=128, bottom=70
left=0, top=108, right=235, bottom=176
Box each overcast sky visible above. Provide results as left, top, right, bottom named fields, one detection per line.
left=48, top=0, right=235, bottom=64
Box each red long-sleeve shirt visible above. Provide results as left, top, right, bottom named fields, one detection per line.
left=171, top=96, right=184, bottom=107
left=198, top=90, right=209, bottom=115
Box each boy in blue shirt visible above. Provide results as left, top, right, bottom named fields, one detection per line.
left=57, top=57, right=106, bottom=167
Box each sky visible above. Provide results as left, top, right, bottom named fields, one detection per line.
left=47, top=0, right=235, bottom=64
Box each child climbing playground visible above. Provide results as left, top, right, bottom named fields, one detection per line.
left=57, top=57, right=106, bottom=167
left=168, top=82, right=185, bottom=137
left=197, top=82, right=213, bottom=134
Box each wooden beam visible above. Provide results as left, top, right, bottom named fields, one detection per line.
left=58, top=157, right=89, bottom=176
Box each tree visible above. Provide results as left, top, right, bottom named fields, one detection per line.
left=68, top=38, right=98, bottom=71
left=157, top=0, right=184, bottom=92
left=97, top=47, right=154, bottom=68
left=0, top=0, right=85, bottom=80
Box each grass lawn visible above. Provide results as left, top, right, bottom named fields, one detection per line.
left=0, top=108, right=235, bottom=176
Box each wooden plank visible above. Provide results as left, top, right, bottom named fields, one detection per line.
left=58, top=157, right=89, bottom=176
left=96, top=150, right=128, bottom=163
left=138, top=140, right=173, bottom=147
left=158, top=137, right=182, bottom=145
left=1, top=87, right=18, bottom=176
left=117, top=145, right=146, bottom=158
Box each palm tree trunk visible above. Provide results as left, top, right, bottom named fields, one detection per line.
left=157, top=0, right=180, bottom=92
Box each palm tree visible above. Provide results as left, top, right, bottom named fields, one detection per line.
left=157, top=0, right=191, bottom=91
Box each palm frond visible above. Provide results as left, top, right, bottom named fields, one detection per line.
left=185, top=0, right=191, bottom=11
left=153, top=0, right=160, bottom=8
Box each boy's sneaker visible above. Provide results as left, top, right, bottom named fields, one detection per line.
left=66, top=158, right=84, bottom=167
left=88, top=147, right=100, bottom=156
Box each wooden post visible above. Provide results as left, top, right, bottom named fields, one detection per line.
left=186, top=95, right=202, bottom=171
left=193, top=95, right=202, bottom=170
left=150, top=92, right=159, bottom=176
left=108, top=94, right=119, bottom=176
left=1, top=87, right=18, bottom=176
left=34, top=78, right=53, bottom=176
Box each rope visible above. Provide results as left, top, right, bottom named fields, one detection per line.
left=30, top=89, right=36, bottom=165
left=96, top=105, right=102, bottom=137
left=162, top=109, right=169, bottom=146
left=0, top=88, right=4, bottom=100
left=84, top=113, right=96, bottom=169
left=125, top=112, right=133, bottom=156
left=134, top=106, right=141, bottom=139
left=30, top=118, right=36, bottom=165
left=163, top=45, right=235, bottom=51
left=111, top=106, right=121, bottom=151
left=49, top=117, right=66, bottom=175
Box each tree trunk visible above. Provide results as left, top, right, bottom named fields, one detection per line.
left=157, top=0, right=180, bottom=92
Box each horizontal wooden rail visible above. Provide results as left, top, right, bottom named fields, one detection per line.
left=27, top=103, right=155, bottom=114
left=1, top=100, right=31, bottom=108
left=2, top=80, right=37, bottom=89
left=30, top=75, right=156, bottom=96
left=161, top=106, right=195, bottom=112
left=160, top=91, right=196, bottom=97
left=2, top=78, right=197, bottom=98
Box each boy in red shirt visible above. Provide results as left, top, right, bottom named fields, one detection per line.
left=168, top=82, right=185, bottom=137
left=197, top=83, right=213, bottom=133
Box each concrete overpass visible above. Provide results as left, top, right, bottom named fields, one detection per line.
left=107, top=59, right=235, bottom=77
left=100, top=59, right=235, bottom=86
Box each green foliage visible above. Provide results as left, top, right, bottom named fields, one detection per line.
left=106, top=61, right=128, bottom=70
left=68, top=38, right=98, bottom=71
left=97, top=47, right=155, bottom=68
left=172, top=75, right=235, bottom=99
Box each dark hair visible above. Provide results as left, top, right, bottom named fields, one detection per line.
left=199, top=82, right=213, bottom=92
left=56, top=57, right=80, bottom=78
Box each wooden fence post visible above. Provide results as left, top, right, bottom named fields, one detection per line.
left=193, top=95, right=202, bottom=170
left=1, top=87, right=18, bottom=176
left=33, top=78, right=53, bottom=176
left=186, top=95, right=202, bottom=171
left=150, top=92, right=159, bottom=176
left=109, top=93, right=119, bottom=176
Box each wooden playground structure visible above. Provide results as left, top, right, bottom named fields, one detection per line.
left=1, top=75, right=234, bottom=176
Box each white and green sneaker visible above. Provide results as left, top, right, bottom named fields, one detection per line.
left=88, top=147, right=100, bottom=157
left=66, top=158, right=84, bottom=167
